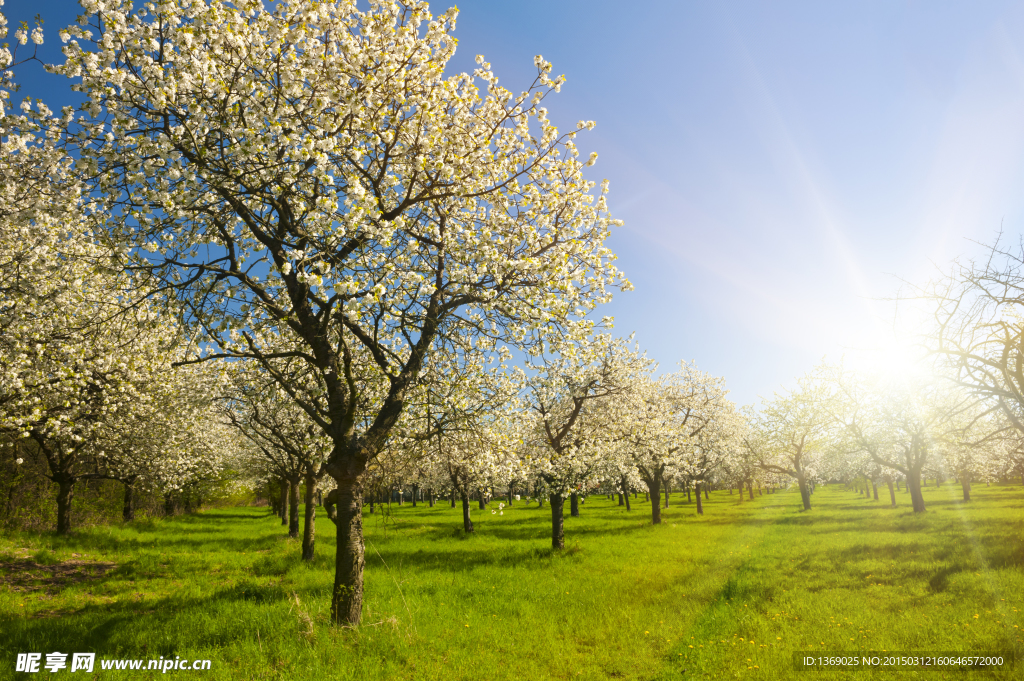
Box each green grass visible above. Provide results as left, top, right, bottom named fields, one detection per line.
left=2, top=483, right=1023, bottom=680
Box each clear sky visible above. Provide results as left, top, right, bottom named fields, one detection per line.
left=7, top=0, right=1024, bottom=405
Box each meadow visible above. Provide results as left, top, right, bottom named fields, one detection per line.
left=1, top=483, right=1022, bottom=680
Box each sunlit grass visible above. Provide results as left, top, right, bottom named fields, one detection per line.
left=2, top=483, right=1022, bottom=679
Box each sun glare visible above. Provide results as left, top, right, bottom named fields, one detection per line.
left=843, top=332, right=932, bottom=384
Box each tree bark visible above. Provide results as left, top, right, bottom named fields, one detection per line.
left=550, top=493, right=564, bottom=549
left=280, top=481, right=289, bottom=526
left=872, top=480, right=879, bottom=501
left=570, top=492, right=580, bottom=517
left=907, top=473, right=926, bottom=513
left=649, top=476, right=662, bottom=524
left=56, top=479, right=74, bottom=534
left=411, top=484, right=418, bottom=507
left=302, top=473, right=317, bottom=561
left=288, top=478, right=300, bottom=538
left=122, top=478, right=136, bottom=522
left=686, top=485, right=691, bottom=503
left=960, top=473, right=971, bottom=502
left=617, top=492, right=624, bottom=506
left=797, top=475, right=811, bottom=511
left=450, top=489, right=456, bottom=507
left=887, top=479, right=896, bottom=507
left=747, top=481, right=754, bottom=500
left=705, top=486, right=709, bottom=500
left=695, top=482, right=704, bottom=515
left=461, top=489, right=474, bottom=533
left=330, top=478, right=364, bottom=626
left=478, top=488, right=486, bottom=510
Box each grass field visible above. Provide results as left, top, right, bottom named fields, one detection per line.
left=2, top=483, right=1023, bottom=680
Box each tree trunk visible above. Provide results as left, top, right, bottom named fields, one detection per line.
left=330, top=478, right=364, bottom=626
left=907, top=473, right=926, bottom=513
left=411, top=484, right=418, bottom=507
left=705, top=486, right=709, bottom=500
left=302, top=473, right=316, bottom=561
left=56, top=479, right=74, bottom=534
left=280, top=481, right=289, bottom=526
left=617, top=492, right=624, bottom=506
left=797, top=476, right=811, bottom=511
left=686, top=485, right=691, bottom=503
left=478, top=488, right=486, bottom=510
left=665, top=482, right=671, bottom=508
left=695, top=482, right=704, bottom=515
left=164, top=491, right=176, bottom=516
left=288, top=478, right=300, bottom=538
left=507, top=485, right=513, bottom=506
left=122, top=478, right=136, bottom=522
left=960, top=473, right=971, bottom=502
left=887, top=479, right=896, bottom=507
left=747, top=481, right=754, bottom=500
left=570, top=493, right=580, bottom=517
left=550, top=493, right=565, bottom=549
left=461, top=489, right=474, bottom=533
left=649, top=475, right=662, bottom=524
left=398, top=487, right=403, bottom=505
left=428, top=488, right=435, bottom=507
left=451, top=489, right=456, bottom=507
left=871, top=480, right=879, bottom=501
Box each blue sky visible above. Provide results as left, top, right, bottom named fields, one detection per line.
left=7, top=0, right=1024, bottom=405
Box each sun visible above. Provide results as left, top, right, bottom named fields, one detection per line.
left=843, top=330, right=932, bottom=384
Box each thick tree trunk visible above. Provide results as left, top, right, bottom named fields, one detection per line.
left=280, top=481, right=289, bottom=526
left=411, top=484, right=418, bottom=507
left=686, top=486, right=691, bottom=503
left=461, top=490, right=474, bottom=533
left=56, top=479, right=74, bottom=534
left=550, top=493, right=565, bottom=549
left=872, top=480, right=879, bottom=501
left=122, top=478, right=136, bottom=522
left=695, top=482, right=704, bottom=515
left=302, top=473, right=316, bottom=561
left=330, top=478, right=364, bottom=626
left=960, top=474, right=971, bottom=502
left=478, top=488, right=486, bottom=510
left=747, top=481, right=754, bottom=500
left=797, top=476, right=811, bottom=511
left=288, top=479, right=300, bottom=538
left=617, top=492, right=624, bottom=506
left=907, top=473, right=926, bottom=513
left=887, top=479, right=896, bottom=507
left=705, top=486, right=710, bottom=500
left=428, top=488, right=435, bottom=507
left=570, top=493, right=580, bottom=517
left=649, top=476, right=662, bottom=524
left=451, top=489, right=456, bottom=507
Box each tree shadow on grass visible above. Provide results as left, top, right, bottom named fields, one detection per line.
left=0, top=578, right=315, bottom=661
